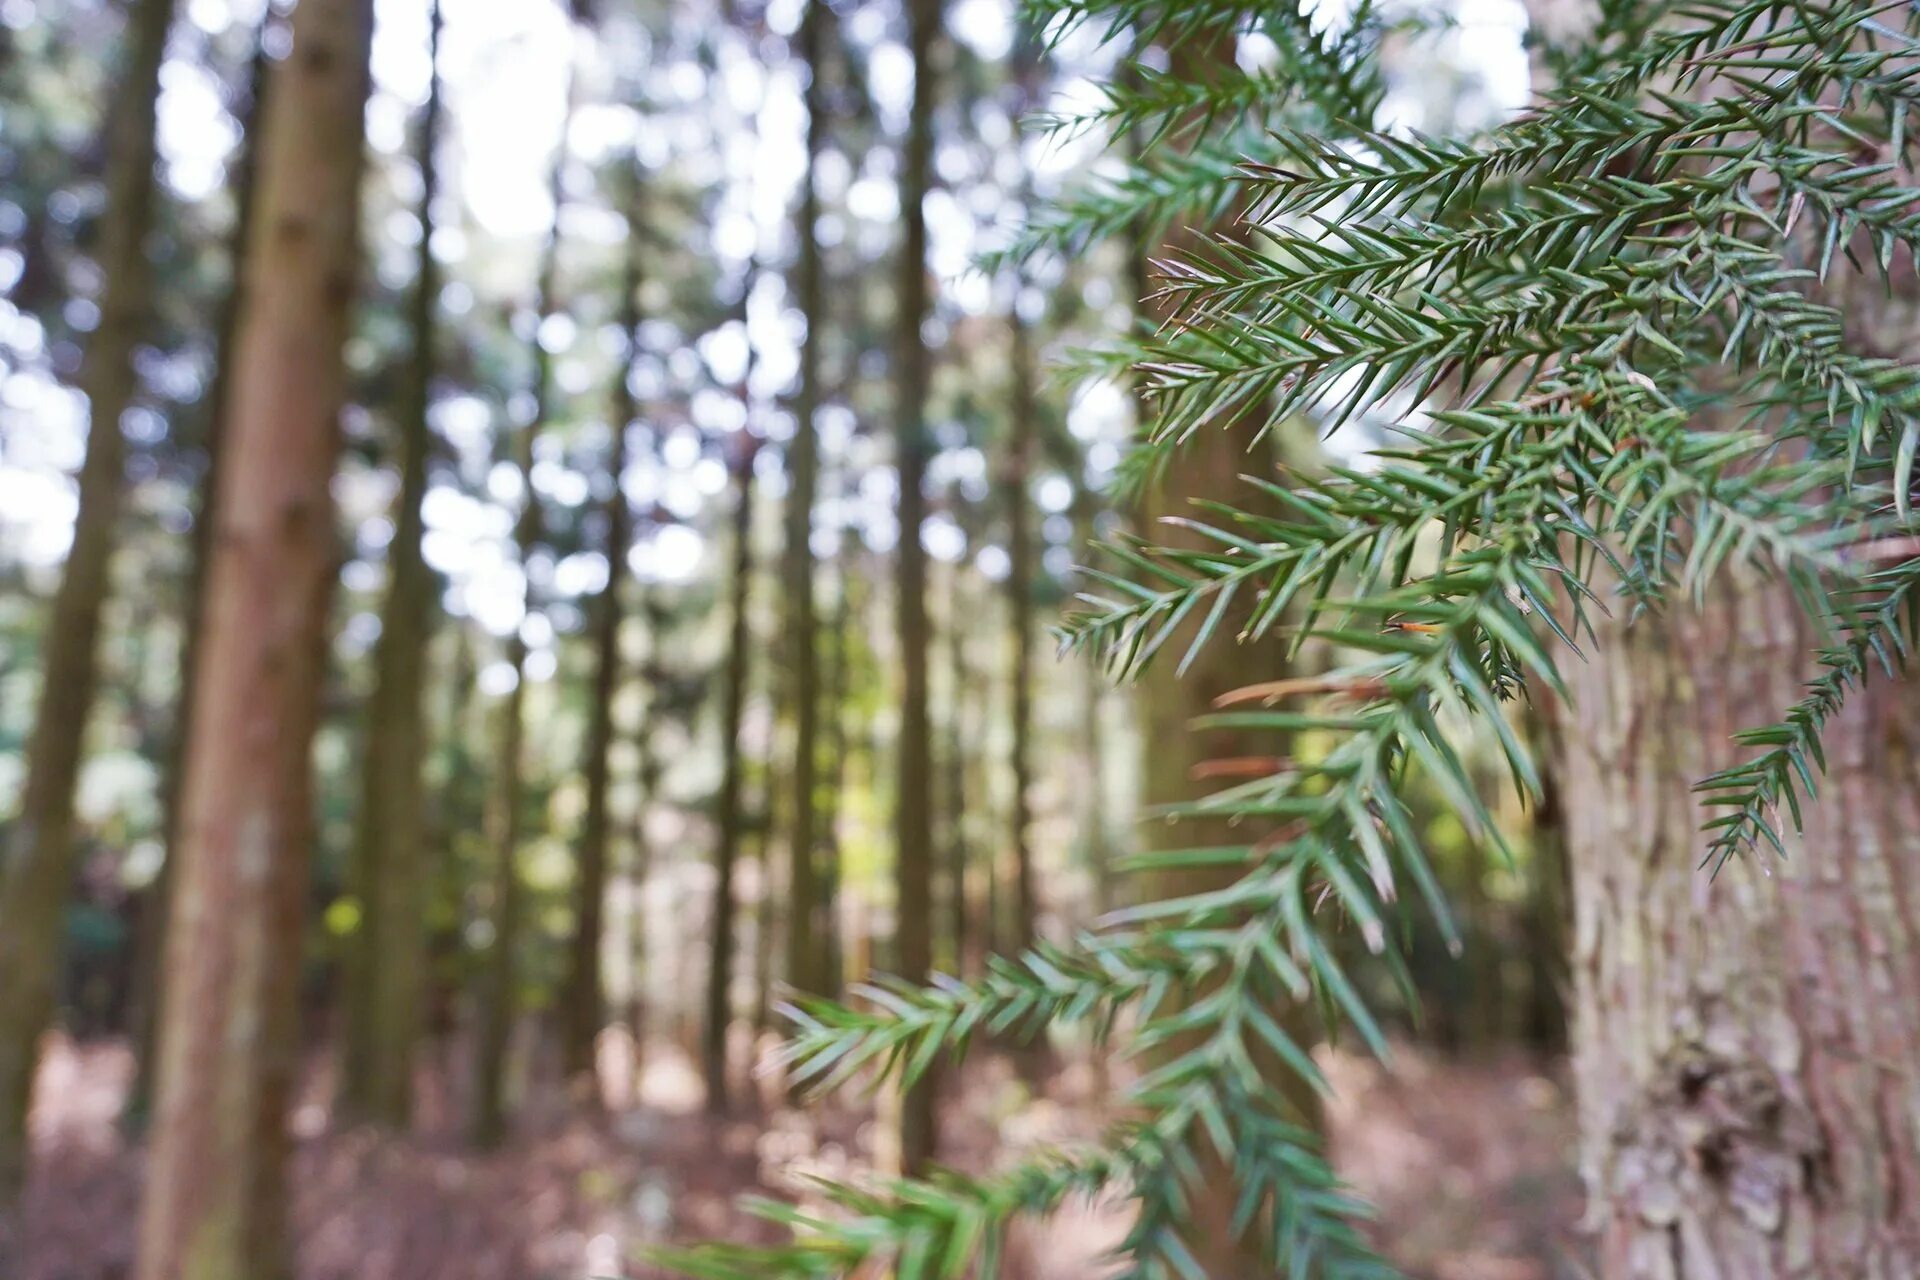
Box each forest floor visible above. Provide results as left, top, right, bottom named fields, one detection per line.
left=0, top=1033, right=1591, bottom=1280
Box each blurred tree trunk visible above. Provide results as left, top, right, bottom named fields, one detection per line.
left=968, top=581, right=999, bottom=966
left=940, top=554, right=970, bottom=976
left=1554, top=581, right=1920, bottom=1279
left=471, top=82, right=570, bottom=1150
left=1003, top=304, right=1038, bottom=961
left=891, top=0, right=941, bottom=1177
left=339, top=0, right=442, bottom=1129
left=1134, top=519, right=1322, bottom=1274
left=126, top=12, right=271, bottom=1137
left=819, top=547, right=853, bottom=996
left=429, top=624, right=480, bottom=1059
left=1520, top=710, right=1568, bottom=1057
left=704, top=422, right=758, bottom=1113
left=470, top=635, right=528, bottom=1150
left=1001, top=24, right=1046, bottom=968
left=780, top=0, right=829, bottom=1008
left=559, top=164, right=642, bottom=1099
left=627, top=583, right=661, bottom=1089
left=130, top=0, right=372, bottom=1274
left=1071, top=481, right=1111, bottom=918
left=1126, top=32, right=1321, bottom=1274
left=0, top=0, right=175, bottom=1205
left=751, top=835, right=780, bottom=1038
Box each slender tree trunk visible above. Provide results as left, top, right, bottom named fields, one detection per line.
left=1072, top=482, right=1111, bottom=918
left=1001, top=21, right=1047, bottom=967
left=470, top=636, right=528, bottom=1150
left=1554, top=578, right=1920, bottom=1279
left=704, top=427, right=759, bottom=1113
left=429, top=625, right=480, bottom=1064
left=339, top=0, right=443, bottom=1129
left=1520, top=710, right=1569, bottom=1057
left=131, top=1, right=371, bottom=1274
left=778, top=0, right=830, bottom=1011
left=970, top=593, right=999, bottom=965
left=0, top=0, right=175, bottom=1206
left=627, top=591, right=660, bottom=1091
left=126, top=14, right=271, bottom=1136
left=751, top=835, right=781, bottom=1039
left=471, top=78, right=570, bottom=1149
left=560, top=165, right=642, bottom=1097
left=819, top=548, right=853, bottom=997
left=940, top=556, right=970, bottom=976
left=1003, top=306, right=1038, bottom=960
left=890, top=0, right=941, bottom=1177
left=761, top=575, right=793, bottom=1041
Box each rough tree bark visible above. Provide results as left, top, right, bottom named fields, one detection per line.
left=339, top=0, right=443, bottom=1129
left=1505, top=1, right=1920, bottom=1272
left=559, top=160, right=642, bottom=1098
left=0, top=0, right=176, bottom=1204
left=131, top=0, right=372, bottom=1274
left=892, top=0, right=942, bottom=1177
left=1555, top=581, right=1920, bottom=1279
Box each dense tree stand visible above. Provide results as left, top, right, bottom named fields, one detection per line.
left=8, top=0, right=1920, bottom=1277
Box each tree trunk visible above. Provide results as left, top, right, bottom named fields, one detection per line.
left=471, top=76, right=570, bottom=1148
left=470, top=637, right=528, bottom=1150
left=890, top=0, right=941, bottom=1177
left=781, top=0, right=830, bottom=1007
left=429, top=625, right=481, bottom=1061
left=1521, top=711, right=1569, bottom=1057
left=131, top=1, right=371, bottom=1274
left=126, top=12, right=271, bottom=1137
left=1125, top=33, right=1321, bottom=1272
left=1003, top=306, right=1038, bottom=960
left=559, top=163, right=641, bottom=1097
left=1504, top=1, right=1920, bottom=1270
left=940, top=555, right=971, bottom=976
left=339, top=0, right=442, bottom=1129
left=751, top=838, right=780, bottom=1041
left=1554, top=579, right=1920, bottom=1279
left=1072, top=482, right=1111, bottom=918
left=968, top=603, right=998, bottom=967
left=0, top=0, right=176, bottom=1204
left=704, top=427, right=758, bottom=1113
left=819, top=546, right=853, bottom=997
left=627, top=585, right=661, bottom=1092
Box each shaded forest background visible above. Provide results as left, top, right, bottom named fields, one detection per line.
left=0, top=0, right=1583, bottom=1276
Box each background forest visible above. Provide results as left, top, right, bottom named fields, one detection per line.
left=8, top=0, right=1915, bottom=1277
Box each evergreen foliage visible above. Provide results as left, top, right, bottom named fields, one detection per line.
left=661, top=0, right=1920, bottom=1273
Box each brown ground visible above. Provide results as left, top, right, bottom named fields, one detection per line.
left=0, top=1034, right=1590, bottom=1280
